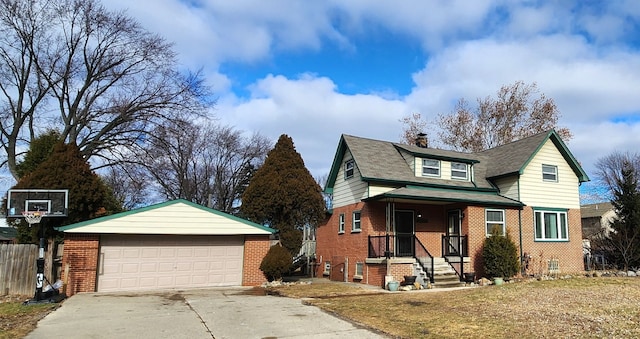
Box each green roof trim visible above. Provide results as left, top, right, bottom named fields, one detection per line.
left=364, top=186, right=524, bottom=208
left=393, top=145, right=480, bottom=164
left=518, top=130, right=590, bottom=182
left=324, top=135, right=348, bottom=194
left=364, top=178, right=497, bottom=193
left=55, top=199, right=276, bottom=234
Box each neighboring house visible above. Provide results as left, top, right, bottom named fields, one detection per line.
left=57, top=199, right=275, bottom=295
left=316, top=130, right=589, bottom=288
left=581, top=202, right=615, bottom=238
left=0, top=221, right=17, bottom=244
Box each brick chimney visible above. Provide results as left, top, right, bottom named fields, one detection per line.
left=415, top=133, right=428, bottom=148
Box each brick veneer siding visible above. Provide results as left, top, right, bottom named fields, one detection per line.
left=62, top=233, right=100, bottom=296
left=520, top=207, right=584, bottom=274
left=242, top=235, right=271, bottom=286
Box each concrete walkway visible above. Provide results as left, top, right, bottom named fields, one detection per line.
left=25, top=287, right=388, bottom=339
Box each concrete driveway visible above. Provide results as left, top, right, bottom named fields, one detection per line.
left=25, top=287, right=388, bottom=339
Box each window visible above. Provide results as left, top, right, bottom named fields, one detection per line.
left=338, top=214, right=345, bottom=234
left=344, top=159, right=355, bottom=179
left=542, top=164, right=557, bottom=182
left=354, top=262, right=364, bottom=279
left=352, top=210, right=361, bottom=232
left=451, top=162, right=468, bottom=180
left=485, top=209, right=505, bottom=236
left=535, top=210, right=568, bottom=241
left=422, top=159, right=440, bottom=177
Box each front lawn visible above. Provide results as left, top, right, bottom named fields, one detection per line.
left=0, top=296, right=59, bottom=339
left=268, top=277, right=640, bottom=338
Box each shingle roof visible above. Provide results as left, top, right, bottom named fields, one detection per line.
left=581, top=202, right=614, bottom=219
left=341, top=135, right=494, bottom=190
left=0, top=227, right=17, bottom=241
left=365, top=187, right=523, bottom=207
left=480, top=131, right=550, bottom=178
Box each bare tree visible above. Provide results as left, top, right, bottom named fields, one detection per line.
left=592, top=152, right=640, bottom=270
left=399, top=112, right=430, bottom=145
left=101, top=164, right=151, bottom=210
left=437, top=81, right=571, bottom=152
left=137, top=120, right=271, bottom=213
left=0, top=0, right=210, bottom=179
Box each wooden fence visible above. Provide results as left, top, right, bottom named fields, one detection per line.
left=0, top=244, right=37, bottom=295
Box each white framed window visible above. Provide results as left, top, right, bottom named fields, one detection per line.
left=338, top=213, right=345, bottom=234
left=542, top=164, right=558, bottom=182
left=451, top=162, right=468, bottom=180
left=344, top=159, right=355, bottom=179
left=535, top=210, right=568, bottom=241
left=422, top=159, right=440, bottom=177
left=485, top=209, right=505, bottom=236
left=352, top=210, right=361, bottom=232
left=354, top=262, right=364, bottom=279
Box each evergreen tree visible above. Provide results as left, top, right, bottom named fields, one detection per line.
left=482, top=227, right=520, bottom=279
left=607, top=160, right=640, bottom=270
left=240, top=134, right=326, bottom=256
left=15, top=130, right=62, bottom=178
left=12, top=142, right=123, bottom=243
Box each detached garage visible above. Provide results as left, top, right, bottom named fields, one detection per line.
left=58, top=199, right=275, bottom=295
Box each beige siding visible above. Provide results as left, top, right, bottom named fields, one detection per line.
left=494, top=176, right=519, bottom=201
left=368, top=184, right=397, bottom=197
left=332, top=149, right=368, bottom=208
left=519, top=140, right=580, bottom=209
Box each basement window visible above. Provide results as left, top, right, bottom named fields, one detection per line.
left=354, top=262, right=364, bottom=280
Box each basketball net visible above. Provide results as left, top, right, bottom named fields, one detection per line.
left=23, top=211, right=46, bottom=225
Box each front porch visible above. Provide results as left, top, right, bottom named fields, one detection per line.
left=367, top=233, right=471, bottom=287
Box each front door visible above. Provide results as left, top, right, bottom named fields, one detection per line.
left=446, top=210, right=462, bottom=256
left=395, top=210, right=414, bottom=257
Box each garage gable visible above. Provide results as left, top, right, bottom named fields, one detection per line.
left=57, top=199, right=275, bottom=235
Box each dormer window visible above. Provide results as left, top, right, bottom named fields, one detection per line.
left=422, top=159, right=440, bottom=177
left=451, top=162, right=468, bottom=180
left=344, top=159, right=355, bottom=179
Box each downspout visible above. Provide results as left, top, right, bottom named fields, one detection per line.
left=518, top=209, right=523, bottom=275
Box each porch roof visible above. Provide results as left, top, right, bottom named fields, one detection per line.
left=364, top=186, right=524, bottom=207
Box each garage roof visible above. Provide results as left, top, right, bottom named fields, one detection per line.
left=57, top=199, right=275, bottom=235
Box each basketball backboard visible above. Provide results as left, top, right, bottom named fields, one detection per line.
left=6, top=189, right=68, bottom=217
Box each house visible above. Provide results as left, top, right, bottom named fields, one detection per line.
left=316, top=130, right=589, bottom=288
left=581, top=202, right=615, bottom=238
left=57, top=199, right=275, bottom=295
left=0, top=225, right=17, bottom=244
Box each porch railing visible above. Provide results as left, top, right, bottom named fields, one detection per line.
left=367, top=234, right=435, bottom=283
left=442, top=235, right=468, bottom=257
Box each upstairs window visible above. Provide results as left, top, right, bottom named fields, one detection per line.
left=422, top=159, right=440, bottom=177
left=542, top=164, right=557, bottom=182
left=451, top=162, right=468, bottom=180
left=344, top=159, right=355, bottom=179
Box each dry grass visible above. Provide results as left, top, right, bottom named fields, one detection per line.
left=268, top=277, right=640, bottom=338
left=0, top=296, right=59, bottom=339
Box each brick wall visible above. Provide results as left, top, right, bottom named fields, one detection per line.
left=62, top=233, right=99, bottom=296
left=242, top=235, right=271, bottom=286
left=520, top=207, right=584, bottom=274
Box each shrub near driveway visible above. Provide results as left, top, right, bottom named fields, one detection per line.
left=270, top=278, right=640, bottom=338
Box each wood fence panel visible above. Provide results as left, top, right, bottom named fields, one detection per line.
left=0, top=244, right=38, bottom=295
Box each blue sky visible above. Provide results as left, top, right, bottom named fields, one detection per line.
left=46, top=1, right=640, bottom=202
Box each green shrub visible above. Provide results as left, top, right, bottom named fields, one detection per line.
left=260, top=244, right=293, bottom=281
left=482, top=227, right=520, bottom=279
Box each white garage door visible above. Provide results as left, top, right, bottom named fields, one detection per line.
left=98, top=234, right=244, bottom=292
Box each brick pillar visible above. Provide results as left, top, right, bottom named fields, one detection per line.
left=242, top=235, right=271, bottom=286
left=61, top=233, right=99, bottom=296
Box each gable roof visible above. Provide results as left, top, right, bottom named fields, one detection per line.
left=365, top=186, right=523, bottom=207
left=56, top=199, right=275, bottom=235
left=581, top=202, right=614, bottom=219
left=481, top=130, right=590, bottom=182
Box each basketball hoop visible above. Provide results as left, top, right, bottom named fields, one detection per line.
left=23, top=211, right=46, bottom=225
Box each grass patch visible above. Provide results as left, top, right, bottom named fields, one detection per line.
left=0, top=301, right=59, bottom=339
left=270, top=277, right=640, bottom=338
